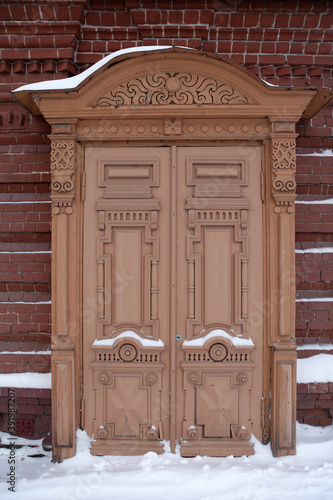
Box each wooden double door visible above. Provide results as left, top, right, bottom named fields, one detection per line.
left=83, top=145, right=263, bottom=457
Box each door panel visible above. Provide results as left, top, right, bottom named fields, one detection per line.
left=83, top=145, right=262, bottom=457
left=176, top=146, right=262, bottom=456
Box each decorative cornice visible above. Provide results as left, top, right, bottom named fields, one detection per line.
left=94, top=72, right=250, bottom=107
left=77, top=119, right=269, bottom=139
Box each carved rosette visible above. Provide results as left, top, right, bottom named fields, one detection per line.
left=271, top=139, right=296, bottom=213
left=50, top=139, right=75, bottom=215
left=97, top=426, right=109, bottom=439
left=187, top=426, right=199, bottom=439
left=146, top=427, right=158, bottom=440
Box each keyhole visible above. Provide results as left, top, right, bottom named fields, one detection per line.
left=176, top=334, right=182, bottom=341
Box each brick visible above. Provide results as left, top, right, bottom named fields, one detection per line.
left=309, top=382, right=329, bottom=393
left=0, top=5, right=10, bottom=20
left=0, top=62, right=11, bottom=74
left=274, top=14, right=290, bottom=28
left=319, top=14, right=333, bottom=28
left=215, top=13, right=229, bottom=27
left=183, top=11, right=199, bottom=25
left=260, top=14, right=275, bottom=28
left=200, top=10, right=214, bottom=25
left=297, top=399, right=315, bottom=409
left=299, top=408, right=326, bottom=417
left=320, top=417, right=333, bottom=426
left=243, top=14, right=259, bottom=27
left=276, top=65, right=291, bottom=76
left=168, top=11, right=183, bottom=24
left=259, top=55, right=285, bottom=65
left=289, top=14, right=305, bottom=28
left=303, top=417, right=320, bottom=425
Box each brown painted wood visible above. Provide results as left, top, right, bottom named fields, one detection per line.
left=13, top=47, right=330, bottom=460
left=83, top=145, right=262, bottom=457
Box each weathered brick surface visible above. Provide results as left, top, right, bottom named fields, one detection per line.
left=297, top=383, right=333, bottom=426
left=0, top=388, right=51, bottom=438
left=296, top=250, right=333, bottom=299
left=0, top=0, right=332, bottom=428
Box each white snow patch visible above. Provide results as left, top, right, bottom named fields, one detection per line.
left=1, top=423, right=333, bottom=500
left=296, top=298, right=333, bottom=302
left=0, top=201, right=51, bottom=204
left=13, top=46, right=193, bottom=93
left=93, top=331, right=164, bottom=347
left=297, top=344, right=333, bottom=351
left=0, top=351, right=51, bottom=355
left=296, top=198, right=333, bottom=204
left=0, top=373, right=51, bottom=389
left=0, top=251, right=51, bottom=254
left=260, top=78, right=278, bottom=87
left=299, top=149, right=333, bottom=157
left=76, top=429, right=92, bottom=453
left=0, top=301, right=51, bottom=304
left=182, top=329, right=254, bottom=347
left=297, top=354, right=333, bottom=383
left=0, top=431, right=44, bottom=447
left=295, top=247, right=333, bottom=253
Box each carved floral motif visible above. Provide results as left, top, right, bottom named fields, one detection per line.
left=165, top=118, right=182, bottom=135
left=95, top=72, right=250, bottom=107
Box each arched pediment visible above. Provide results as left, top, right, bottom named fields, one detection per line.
left=13, top=46, right=331, bottom=121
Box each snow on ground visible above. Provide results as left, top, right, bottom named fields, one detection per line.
left=1, top=424, right=333, bottom=500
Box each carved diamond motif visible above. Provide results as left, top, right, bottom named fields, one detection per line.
left=51, top=140, right=74, bottom=170
left=272, top=140, right=296, bottom=170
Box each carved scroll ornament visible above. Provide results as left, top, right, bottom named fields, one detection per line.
left=95, top=72, right=250, bottom=107
left=272, top=139, right=296, bottom=211
left=50, top=140, right=75, bottom=215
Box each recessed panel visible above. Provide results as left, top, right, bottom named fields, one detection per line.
left=106, top=165, right=151, bottom=179
left=114, top=229, right=142, bottom=327
left=106, top=376, right=148, bottom=437
left=204, top=228, right=232, bottom=326
left=196, top=375, right=239, bottom=438
left=195, top=164, right=240, bottom=179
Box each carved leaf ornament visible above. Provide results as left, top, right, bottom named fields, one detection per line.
left=95, top=72, right=249, bottom=107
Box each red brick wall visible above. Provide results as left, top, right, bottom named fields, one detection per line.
left=0, top=0, right=332, bottom=434
left=297, top=383, right=333, bottom=426
left=0, top=388, right=51, bottom=439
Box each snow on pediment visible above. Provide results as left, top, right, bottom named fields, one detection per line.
left=93, top=71, right=251, bottom=108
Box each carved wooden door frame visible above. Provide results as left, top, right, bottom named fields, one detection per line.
left=13, top=47, right=332, bottom=461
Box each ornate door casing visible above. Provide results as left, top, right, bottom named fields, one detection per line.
left=13, top=47, right=331, bottom=461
